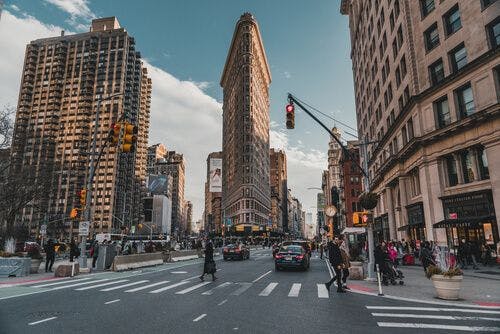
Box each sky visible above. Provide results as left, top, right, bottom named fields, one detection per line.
left=0, top=0, right=356, bottom=222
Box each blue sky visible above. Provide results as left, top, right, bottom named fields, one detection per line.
left=0, top=0, right=356, bottom=221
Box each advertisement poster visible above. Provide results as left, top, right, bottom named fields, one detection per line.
left=148, top=174, right=168, bottom=195
left=209, top=158, right=222, bottom=193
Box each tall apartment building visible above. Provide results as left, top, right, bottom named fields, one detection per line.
left=149, top=150, right=185, bottom=236
left=341, top=0, right=499, bottom=248
left=185, top=200, right=193, bottom=235
left=270, top=148, right=288, bottom=233
left=339, top=141, right=363, bottom=231
left=204, top=151, right=222, bottom=235
left=147, top=143, right=167, bottom=173
left=221, top=13, right=272, bottom=230
left=11, top=17, right=151, bottom=235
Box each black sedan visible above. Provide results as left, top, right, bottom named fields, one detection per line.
left=223, top=244, right=250, bottom=260
left=275, top=245, right=310, bottom=271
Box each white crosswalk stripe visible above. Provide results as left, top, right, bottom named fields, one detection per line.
left=75, top=279, right=129, bottom=291
left=317, top=284, right=329, bottom=299
left=202, top=282, right=232, bottom=295
left=125, top=281, right=170, bottom=292
left=100, top=280, right=149, bottom=291
left=149, top=281, right=190, bottom=294
left=175, top=282, right=211, bottom=294
left=258, top=282, right=278, bottom=296
left=377, top=322, right=500, bottom=332
left=32, top=277, right=93, bottom=288
left=230, top=282, right=252, bottom=296
left=288, top=283, right=301, bottom=297
left=50, top=278, right=111, bottom=290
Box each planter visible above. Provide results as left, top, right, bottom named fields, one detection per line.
left=349, top=261, right=364, bottom=280
left=431, top=274, right=463, bottom=300
left=30, top=258, right=42, bottom=274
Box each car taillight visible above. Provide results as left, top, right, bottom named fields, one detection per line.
left=275, top=254, right=283, bottom=259
left=223, top=248, right=228, bottom=252
left=235, top=248, right=241, bottom=252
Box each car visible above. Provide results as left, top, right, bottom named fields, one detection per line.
left=223, top=244, right=250, bottom=260
left=281, top=240, right=311, bottom=257
left=275, top=244, right=310, bottom=271
left=272, top=243, right=281, bottom=258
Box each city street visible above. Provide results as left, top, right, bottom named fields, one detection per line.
left=1, top=250, right=499, bottom=334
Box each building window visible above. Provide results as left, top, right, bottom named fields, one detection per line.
left=424, top=23, right=440, bottom=51
left=477, top=147, right=489, bottom=180
left=401, top=55, right=407, bottom=78
left=397, top=26, right=404, bottom=48
left=394, top=0, right=400, bottom=18
left=481, top=0, right=497, bottom=10
left=445, top=155, right=458, bottom=186
left=449, top=43, right=467, bottom=72
left=486, top=17, right=500, bottom=49
left=429, top=59, right=445, bottom=85
left=443, top=5, right=462, bottom=36
left=460, top=150, right=475, bottom=183
left=390, top=11, right=395, bottom=30
left=402, top=125, right=407, bottom=145
left=395, top=67, right=401, bottom=86
left=434, top=96, right=451, bottom=128
left=455, top=83, right=475, bottom=118
left=407, top=118, right=414, bottom=139
left=420, top=0, right=435, bottom=18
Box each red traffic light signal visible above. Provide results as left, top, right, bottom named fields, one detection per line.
left=286, top=104, right=294, bottom=113
left=286, top=104, right=295, bottom=129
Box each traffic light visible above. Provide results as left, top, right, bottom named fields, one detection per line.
left=78, top=189, right=87, bottom=206
left=70, top=208, right=78, bottom=219
left=121, top=122, right=137, bottom=153
left=286, top=103, right=295, bottom=129
left=109, top=123, right=121, bottom=146
left=353, top=211, right=372, bottom=227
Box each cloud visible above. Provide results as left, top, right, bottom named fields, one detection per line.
left=9, top=4, right=20, bottom=11
left=44, top=0, right=95, bottom=30
left=284, top=71, right=291, bottom=79
left=191, top=81, right=214, bottom=91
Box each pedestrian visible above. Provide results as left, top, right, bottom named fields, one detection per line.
left=419, top=241, right=435, bottom=273
left=339, top=236, right=350, bottom=290
left=69, top=238, right=79, bottom=262
left=325, top=238, right=345, bottom=293
left=469, top=241, right=479, bottom=270
left=196, top=239, right=203, bottom=258
left=200, top=240, right=217, bottom=281
left=44, top=239, right=55, bottom=272
left=91, top=240, right=99, bottom=268
left=457, top=239, right=468, bottom=269
left=319, top=242, right=324, bottom=259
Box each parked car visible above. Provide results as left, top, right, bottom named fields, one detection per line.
left=223, top=243, right=250, bottom=260
left=275, top=244, right=310, bottom=271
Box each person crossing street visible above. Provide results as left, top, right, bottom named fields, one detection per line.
left=325, top=238, right=346, bottom=293
left=200, top=239, right=217, bottom=281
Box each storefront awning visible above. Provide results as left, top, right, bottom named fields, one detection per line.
left=341, top=227, right=366, bottom=234
left=398, top=222, right=425, bottom=231
left=433, top=215, right=496, bottom=229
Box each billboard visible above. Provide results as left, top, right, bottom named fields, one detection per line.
left=148, top=174, right=168, bottom=195
left=209, top=158, right=222, bottom=193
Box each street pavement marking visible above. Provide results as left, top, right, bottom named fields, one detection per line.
left=202, top=282, right=232, bottom=295
left=288, top=283, right=301, bottom=297
left=175, top=282, right=211, bottom=294
left=100, top=280, right=149, bottom=291
left=259, top=282, right=278, bottom=296
left=104, top=299, right=120, bottom=305
left=252, top=270, right=271, bottom=283
left=171, top=271, right=188, bottom=274
left=182, top=275, right=201, bottom=281
left=377, top=322, right=500, bottom=332
left=317, top=284, right=329, bottom=299
left=28, top=317, right=57, bottom=326
left=50, top=278, right=111, bottom=290
left=218, top=299, right=228, bottom=306
left=366, top=306, right=500, bottom=314
left=149, top=281, right=190, bottom=293
left=193, top=314, right=207, bottom=322
left=230, top=283, right=252, bottom=296
left=75, top=279, right=129, bottom=291
left=371, top=313, right=500, bottom=321
left=125, top=281, right=170, bottom=292
left=32, top=277, right=92, bottom=288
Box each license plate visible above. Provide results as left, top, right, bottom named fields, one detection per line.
left=285, top=256, right=292, bottom=261
left=229, top=250, right=234, bottom=253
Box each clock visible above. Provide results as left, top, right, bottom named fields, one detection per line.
left=325, top=205, right=337, bottom=217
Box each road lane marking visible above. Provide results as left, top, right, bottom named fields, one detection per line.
left=377, top=322, right=500, bottom=332
left=231, top=283, right=252, bottom=296
left=371, top=313, right=500, bottom=321
left=259, top=282, right=278, bottom=296
left=317, top=284, right=329, bottom=299
left=104, top=299, right=120, bottom=305
left=176, top=282, right=211, bottom=294
left=202, top=282, right=232, bottom=295
left=50, top=278, right=111, bottom=290
left=182, top=275, right=201, bottom=281
left=366, top=306, right=500, bottom=314
left=288, top=283, right=301, bottom=297
left=324, top=259, right=334, bottom=278
left=75, top=279, right=129, bottom=291
left=32, top=277, right=92, bottom=288
left=252, top=270, right=271, bottom=283
left=149, top=281, right=190, bottom=293
left=125, top=281, right=170, bottom=292
left=193, top=314, right=207, bottom=322
left=100, top=280, right=149, bottom=291
left=28, top=317, right=57, bottom=326
left=171, top=271, right=188, bottom=274
left=218, top=299, right=228, bottom=306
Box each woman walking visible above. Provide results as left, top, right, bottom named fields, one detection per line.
left=200, top=240, right=217, bottom=281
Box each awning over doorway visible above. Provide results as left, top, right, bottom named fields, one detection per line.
left=433, top=215, right=496, bottom=229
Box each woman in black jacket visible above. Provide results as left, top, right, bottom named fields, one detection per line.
left=200, top=240, right=217, bottom=281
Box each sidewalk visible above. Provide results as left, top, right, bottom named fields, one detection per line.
left=0, top=260, right=79, bottom=287
left=347, top=263, right=500, bottom=307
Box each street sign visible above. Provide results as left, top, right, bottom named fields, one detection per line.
left=131, top=225, right=136, bottom=234
left=79, top=221, right=90, bottom=236
left=40, top=224, right=47, bottom=235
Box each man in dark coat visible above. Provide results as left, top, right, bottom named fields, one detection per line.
left=44, top=239, right=55, bottom=272
left=325, top=238, right=345, bottom=293
left=200, top=240, right=217, bottom=281
left=69, top=239, right=79, bottom=262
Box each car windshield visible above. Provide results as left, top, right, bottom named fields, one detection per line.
left=280, top=245, right=303, bottom=253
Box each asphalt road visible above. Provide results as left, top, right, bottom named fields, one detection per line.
left=1, top=249, right=499, bottom=334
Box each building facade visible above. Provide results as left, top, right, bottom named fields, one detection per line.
left=204, top=151, right=222, bottom=235
left=10, top=17, right=151, bottom=236
left=220, top=13, right=272, bottom=231
left=341, top=0, right=500, bottom=250
left=270, top=148, right=288, bottom=233
left=147, top=143, right=167, bottom=174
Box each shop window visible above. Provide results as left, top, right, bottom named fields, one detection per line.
left=460, top=150, right=475, bottom=183
left=443, top=5, right=462, bottom=36
left=424, top=23, right=440, bottom=51
left=455, top=83, right=475, bottom=118
left=434, top=96, right=451, bottom=128
left=477, top=147, right=490, bottom=180
left=445, top=155, right=458, bottom=186
left=449, top=43, right=467, bottom=73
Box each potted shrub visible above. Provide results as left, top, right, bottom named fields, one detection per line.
left=359, top=192, right=379, bottom=210
left=25, top=243, right=43, bottom=274
left=425, top=247, right=463, bottom=300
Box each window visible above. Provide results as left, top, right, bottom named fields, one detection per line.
left=445, top=155, right=458, bottom=186
left=434, top=96, right=451, bottom=128
left=449, top=43, right=467, bottom=72
left=394, top=0, right=400, bottom=18
left=392, top=39, right=398, bottom=59
left=429, top=59, right=445, bottom=85
left=460, top=150, right=475, bottom=183
left=477, top=147, right=489, bottom=180
left=403, top=86, right=410, bottom=104
left=486, top=17, right=500, bottom=49
left=395, top=66, right=401, bottom=86
left=455, top=83, right=475, bottom=118
left=424, top=23, right=440, bottom=51
left=390, top=11, right=395, bottom=30
left=481, top=0, right=497, bottom=9
left=397, top=26, right=404, bottom=47
left=421, top=0, right=435, bottom=17
left=407, top=118, right=414, bottom=139
left=443, top=5, right=462, bottom=36
left=401, top=55, right=407, bottom=78
left=402, top=125, right=408, bottom=145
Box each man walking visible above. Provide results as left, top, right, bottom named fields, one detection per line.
left=325, top=238, right=345, bottom=293
left=44, top=239, right=55, bottom=272
left=339, top=235, right=350, bottom=290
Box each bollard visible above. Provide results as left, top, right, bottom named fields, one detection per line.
left=376, top=264, right=384, bottom=296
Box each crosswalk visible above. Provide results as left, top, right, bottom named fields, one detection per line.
left=27, top=276, right=333, bottom=300
left=367, top=305, right=500, bottom=332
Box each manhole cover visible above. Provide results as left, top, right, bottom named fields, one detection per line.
left=476, top=271, right=500, bottom=276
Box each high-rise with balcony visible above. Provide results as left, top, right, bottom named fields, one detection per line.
left=221, top=13, right=272, bottom=231
left=341, top=0, right=499, bottom=248
left=11, top=17, right=151, bottom=236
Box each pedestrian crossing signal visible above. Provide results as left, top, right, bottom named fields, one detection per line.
left=353, top=211, right=371, bottom=227
left=70, top=208, right=78, bottom=219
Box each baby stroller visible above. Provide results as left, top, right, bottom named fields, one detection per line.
left=379, top=260, right=404, bottom=286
